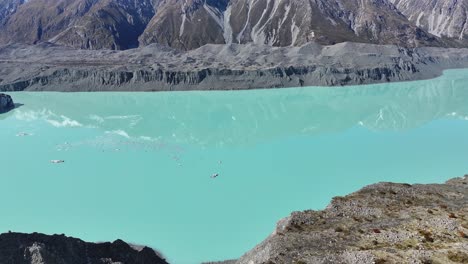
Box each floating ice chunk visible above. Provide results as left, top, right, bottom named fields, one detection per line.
left=16, top=132, right=32, bottom=137
left=105, top=130, right=130, bottom=138
left=46, top=115, right=82, bottom=127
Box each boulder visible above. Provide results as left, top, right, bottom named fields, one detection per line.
left=0, top=93, right=14, bottom=113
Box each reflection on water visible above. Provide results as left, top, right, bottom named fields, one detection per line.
left=6, top=69, right=468, bottom=147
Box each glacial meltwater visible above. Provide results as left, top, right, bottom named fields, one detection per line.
left=1, top=69, right=468, bottom=264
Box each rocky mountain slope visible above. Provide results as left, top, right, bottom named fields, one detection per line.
left=225, top=0, right=438, bottom=47
left=0, top=232, right=168, bottom=264
left=0, top=0, right=466, bottom=50
left=1, top=42, right=468, bottom=91
left=390, top=0, right=468, bottom=46
left=0, top=0, right=155, bottom=50
left=138, top=0, right=230, bottom=50
left=221, top=175, right=468, bottom=264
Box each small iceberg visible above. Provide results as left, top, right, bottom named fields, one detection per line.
left=16, top=132, right=31, bottom=137
left=50, top=160, right=65, bottom=164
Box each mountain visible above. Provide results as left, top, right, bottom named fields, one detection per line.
left=0, top=0, right=464, bottom=50
left=0, top=0, right=155, bottom=50
left=0, top=232, right=168, bottom=264
left=391, top=0, right=468, bottom=46
left=225, top=0, right=438, bottom=47
left=139, top=0, right=230, bottom=50
left=0, top=0, right=24, bottom=25
left=140, top=0, right=439, bottom=49
left=0, top=93, right=14, bottom=113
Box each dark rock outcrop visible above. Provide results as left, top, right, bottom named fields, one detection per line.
left=0, top=232, right=169, bottom=264
left=232, top=175, right=468, bottom=264
left=0, top=93, right=14, bottom=113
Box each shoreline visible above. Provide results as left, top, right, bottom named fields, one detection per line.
left=2, top=68, right=468, bottom=94
left=2, top=42, right=468, bottom=92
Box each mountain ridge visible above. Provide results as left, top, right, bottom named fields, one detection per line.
left=0, top=0, right=466, bottom=50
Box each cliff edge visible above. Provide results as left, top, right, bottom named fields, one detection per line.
left=232, top=176, right=468, bottom=264
left=1, top=43, right=468, bottom=92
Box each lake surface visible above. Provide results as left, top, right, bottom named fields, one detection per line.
left=1, top=69, right=468, bottom=263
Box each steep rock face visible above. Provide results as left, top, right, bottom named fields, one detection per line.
left=235, top=176, right=468, bottom=264
left=226, top=0, right=439, bottom=47
left=0, top=232, right=168, bottom=264
left=139, top=0, right=229, bottom=50
left=0, top=0, right=456, bottom=50
left=139, top=0, right=441, bottom=49
left=0, top=0, right=25, bottom=25
left=0, top=0, right=155, bottom=50
left=1, top=42, right=468, bottom=91
left=391, top=0, right=468, bottom=45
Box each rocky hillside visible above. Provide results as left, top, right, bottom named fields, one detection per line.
left=0, top=0, right=155, bottom=50
left=225, top=0, right=438, bottom=47
left=391, top=0, right=468, bottom=46
left=0, top=0, right=466, bottom=50
left=1, top=42, right=468, bottom=91
left=0, top=232, right=168, bottom=264
left=230, top=175, right=468, bottom=264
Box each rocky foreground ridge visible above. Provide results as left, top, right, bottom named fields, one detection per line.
left=0, top=232, right=168, bottom=264
left=2, top=176, right=466, bottom=264
left=227, top=175, right=468, bottom=264
left=1, top=42, right=468, bottom=92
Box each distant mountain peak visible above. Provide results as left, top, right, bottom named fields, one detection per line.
left=0, top=0, right=466, bottom=50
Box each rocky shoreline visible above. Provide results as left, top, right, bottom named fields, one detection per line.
left=2, top=176, right=466, bottom=264
left=1, top=42, right=468, bottom=92
left=228, top=175, right=468, bottom=264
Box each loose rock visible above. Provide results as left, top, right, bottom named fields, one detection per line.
left=0, top=93, right=14, bottom=113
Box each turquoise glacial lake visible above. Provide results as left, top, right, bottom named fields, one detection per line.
left=1, top=69, right=468, bottom=263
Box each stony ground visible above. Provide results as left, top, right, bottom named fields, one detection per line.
left=233, top=175, right=468, bottom=264
left=1, top=42, right=468, bottom=91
